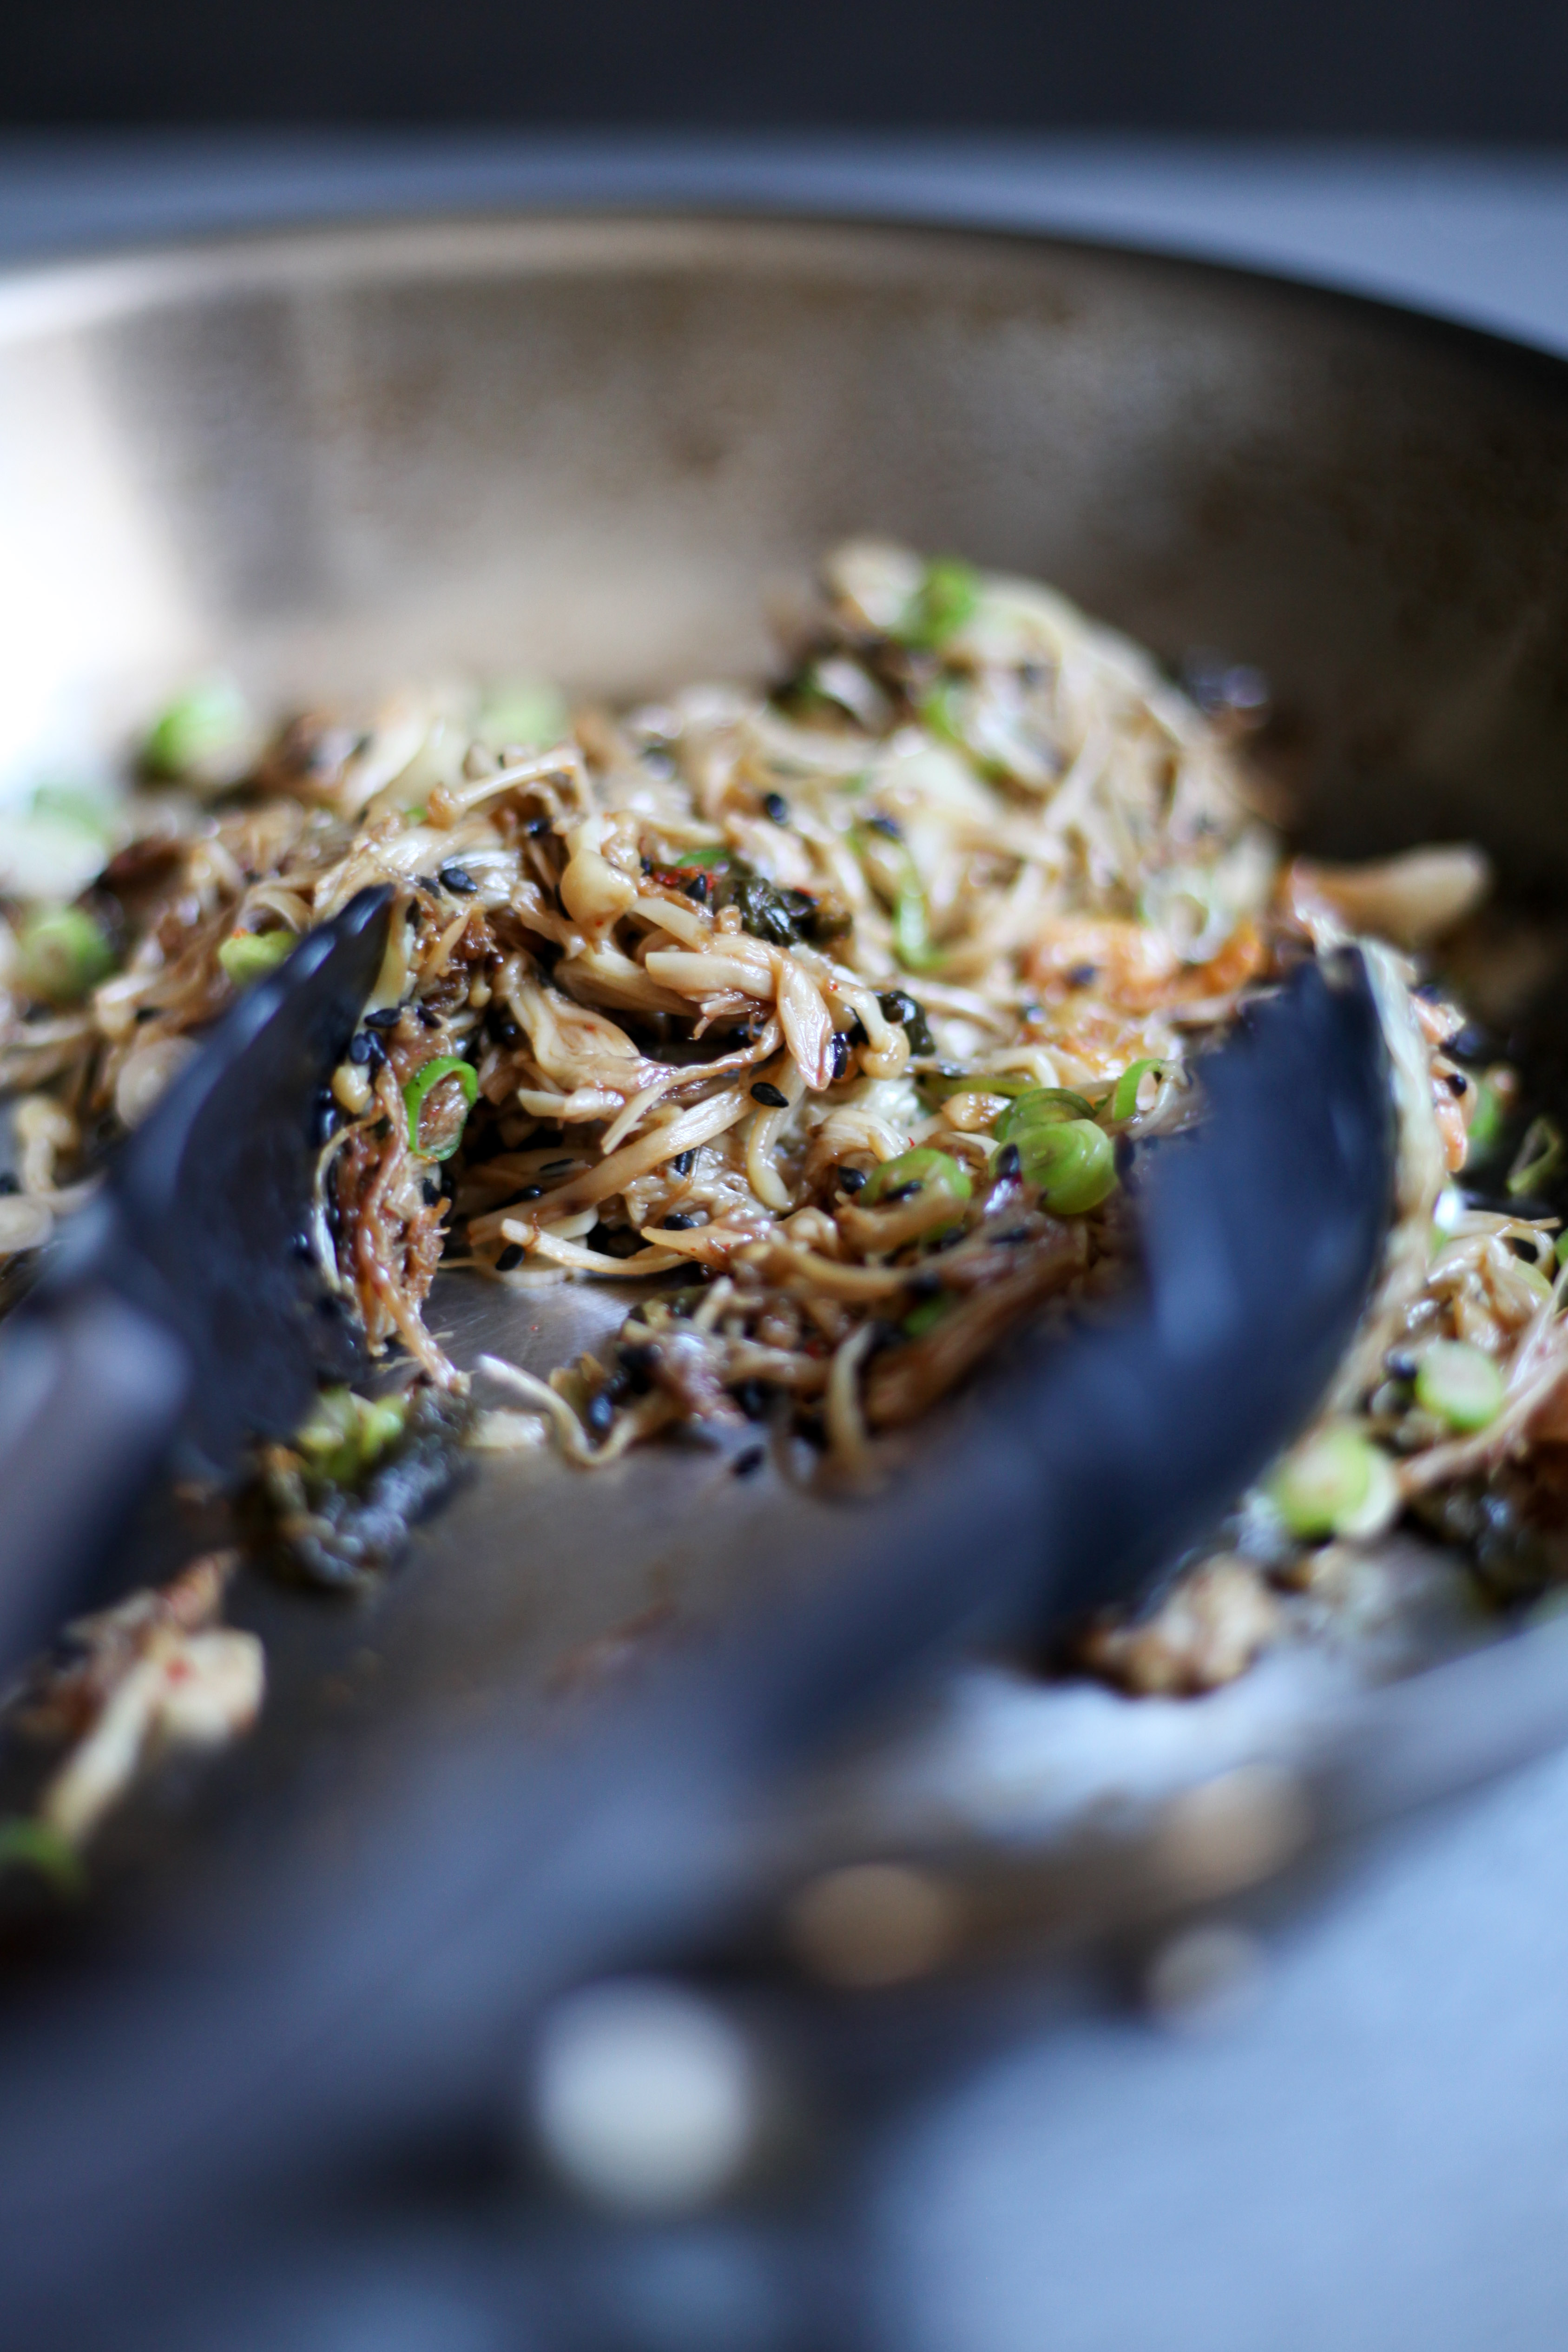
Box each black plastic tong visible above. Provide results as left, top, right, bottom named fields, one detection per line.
left=0, top=942, right=1393, bottom=2345
left=0, top=886, right=391, bottom=1673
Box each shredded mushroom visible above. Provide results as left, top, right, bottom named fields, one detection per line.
left=2, top=539, right=1557, bottom=1706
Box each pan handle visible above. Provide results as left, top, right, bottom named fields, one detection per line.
left=0, top=1283, right=188, bottom=1674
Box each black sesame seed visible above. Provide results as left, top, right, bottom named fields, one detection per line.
left=839, top=1167, right=869, bottom=1194
left=661, top=1211, right=706, bottom=1231
left=515, top=1185, right=544, bottom=1202
left=751, top=1080, right=789, bottom=1108
left=1446, top=1071, right=1469, bottom=1095
left=526, top=816, right=554, bottom=837
left=829, top=1031, right=850, bottom=1081
left=995, top=1143, right=1022, bottom=1180
left=291, top=1231, right=315, bottom=1261
left=1451, top=1022, right=1489, bottom=1062
left=993, top=1225, right=1033, bottom=1245
left=1065, top=963, right=1099, bottom=988
left=682, top=872, right=711, bottom=903
left=763, top=791, right=790, bottom=824
left=416, top=876, right=442, bottom=901
left=439, top=863, right=478, bottom=895
left=421, top=1176, right=442, bottom=1206
left=540, top=1159, right=576, bottom=1178
left=585, top=1391, right=615, bottom=1437
left=866, top=813, right=903, bottom=840
left=732, top=1444, right=766, bottom=1479
left=883, top=1180, right=921, bottom=1204
left=496, top=1244, right=525, bottom=1272
left=313, top=1093, right=339, bottom=1144
left=365, top=1005, right=402, bottom=1029
left=670, top=1150, right=696, bottom=1177
left=846, top=1015, right=869, bottom=1048
left=417, top=1005, right=441, bottom=1030
left=348, top=1031, right=376, bottom=1065
left=1384, top=1347, right=1419, bottom=1381
left=733, top=1378, right=771, bottom=1421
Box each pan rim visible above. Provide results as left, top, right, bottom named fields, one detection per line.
left=1, top=197, right=1568, bottom=412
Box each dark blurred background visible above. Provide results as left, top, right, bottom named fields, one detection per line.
left=6, top=0, right=1568, bottom=138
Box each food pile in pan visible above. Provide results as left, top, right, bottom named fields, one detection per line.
left=1, top=539, right=1563, bottom=1846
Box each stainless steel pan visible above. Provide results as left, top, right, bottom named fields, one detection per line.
left=4, top=210, right=1568, bottom=1935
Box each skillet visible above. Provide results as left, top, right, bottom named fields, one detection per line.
left=4, top=212, right=1568, bottom=1997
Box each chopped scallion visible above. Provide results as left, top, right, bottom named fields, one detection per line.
left=894, top=557, right=982, bottom=651
left=862, top=1147, right=973, bottom=1215
left=1012, top=1118, right=1117, bottom=1215
left=1464, top=1075, right=1505, bottom=1162
left=1110, top=1058, right=1170, bottom=1123
left=1269, top=1425, right=1396, bottom=1541
left=16, top=905, right=114, bottom=1004
left=916, top=1067, right=1037, bottom=1110
left=0, top=1816, right=85, bottom=1898
left=1414, top=1339, right=1506, bottom=1432
left=142, top=676, right=252, bottom=783
left=296, top=1386, right=410, bottom=1488
left=217, top=928, right=294, bottom=989
left=995, top=1086, right=1099, bottom=1142
left=403, top=1054, right=478, bottom=1160
left=853, top=830, right=941, bottom=972
left=1508, top=1115, right=1564, bottom=1199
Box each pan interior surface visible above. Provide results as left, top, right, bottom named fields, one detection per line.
left=3, top=210, right=1567, bottom=1904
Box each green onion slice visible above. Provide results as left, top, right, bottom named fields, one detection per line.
left=1414, top=1339, right=1506, bottom=1433
left=916, top=1067, right=1038, bottom=1109
left=15, top=905, right=115, bottom=1005
left=142, top=676, right=252, bottom=782
left=892, top=879, right=940, bottom=972
left=1269, top=1425, right=1394, bottom=1541
left=1508, top=1115, right=1564, bottom=1198
left=1110, top=1058, right=1171, bottom=1123
left=403, top=1055, right=478, bottom=1160
left=893, top=557, right=982, bottom=651
left=861, top=1147, right=973, bottom=1211
left=995, top=1086, right=1099, bottom=1142
left=295, top=1385, right=409, bottom=1488
left=1515, top=1257, right=1555, bottom=1306
left=918, top=677, right=967, bottom=748
left=0, top=1816, right=85, bottom=1898
left=902, top=1294, right=952, bottom=1340
left=217, top=928, right=294, bottom=990
left=1464, top=1075, right=1505, bottom=1163
left=853, top=829, right=942, bottom=973
left=1012, top=1118, right=1117, bottom=1215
